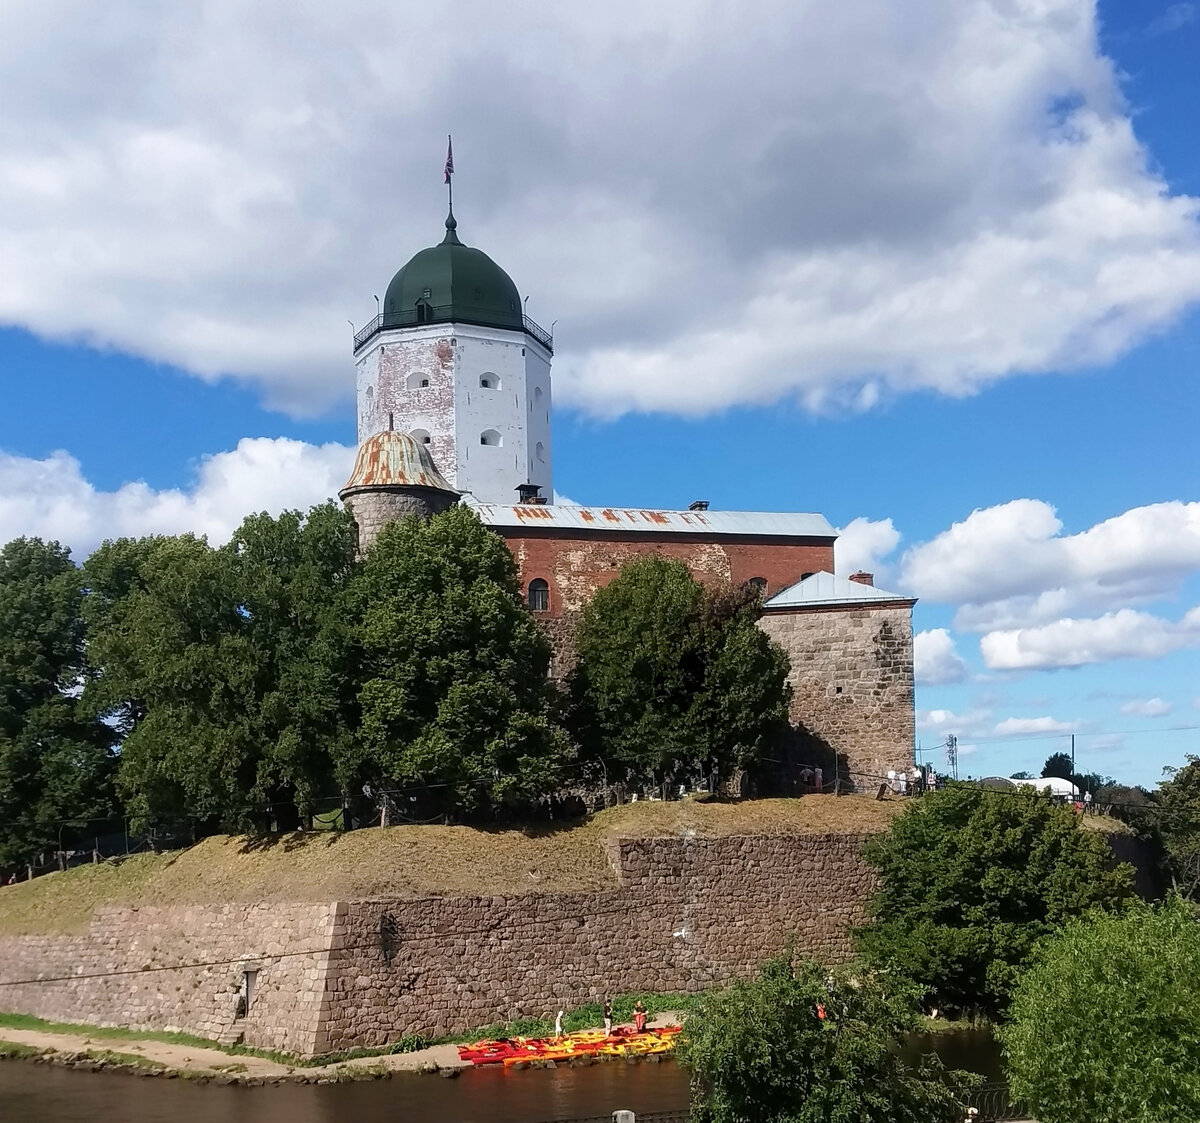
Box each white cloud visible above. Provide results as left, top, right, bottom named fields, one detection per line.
left=0, top=439, right=354, bottom=557
left=917, top=707, right=993, bottom=737
left=1119, top=697, right=1173, bottom=718
left=902, top=499, right=1200, bottom=630
left=835, top=517, right=900, bottom=578
left=980, top=607, right=1200, bottom=670
left=993, top=715, right=1079, bottom=735
left=1, top=1, right=1199, bottom=417
left=914, top=628, right=970, bottom=685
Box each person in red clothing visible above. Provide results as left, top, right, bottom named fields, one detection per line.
left=633, top=1000, right=647, bottom=1033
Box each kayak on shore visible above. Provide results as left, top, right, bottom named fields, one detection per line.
left=458, top=1025, right=682, bottom=1066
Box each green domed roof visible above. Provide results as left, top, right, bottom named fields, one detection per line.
left=383, top=213, right=523, bottom=332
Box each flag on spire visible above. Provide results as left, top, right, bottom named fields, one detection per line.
left=444, top=136, right=454, bottom=185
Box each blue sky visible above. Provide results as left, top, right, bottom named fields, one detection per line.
left=1, top=0, right=1198, bottom=789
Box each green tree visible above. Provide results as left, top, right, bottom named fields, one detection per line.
left=1002, top=900, right=1200, bottom=1123
left=1041, top=751, right=1075, bottom=781
left=678, top=953, right=975, bottom=1123
left=855, top=786, right=1134, bottom=1017
left=83, top=503, right=360, bottom=833
left=344, top=505, right=571, bottom=820
left=0, top=538, right=117, bottom=866
left=569, top=558, right=790, bottom=794
left=1157, top=755, right=1200, bottom=899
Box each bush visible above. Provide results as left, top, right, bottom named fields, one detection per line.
left=855, top=785, right=1133, bottom=1017
left=1002, top=900, right=1200, bottom=1123
left=678, top=954, right=975, bottom=1123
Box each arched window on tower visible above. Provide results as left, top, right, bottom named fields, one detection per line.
left=747, top=577, right=768, bottom=596
left=410, top=428, right=432, bottom=446
left=407, top=372, right=430, bottom=390
left=527, top=578, right=549, bottom=612
left=535, top=441, right=546, bottom=463
left=480, top=429, right=502, bottom=447
left=479, top=373, right=501, bottom=389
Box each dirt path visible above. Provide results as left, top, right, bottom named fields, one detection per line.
left=0, top=1011, right=687, bottom=1083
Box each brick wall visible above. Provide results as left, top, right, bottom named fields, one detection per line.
left=0, top=832, right=878, bottom=1056
left=501, top=529, right=835, bottom=615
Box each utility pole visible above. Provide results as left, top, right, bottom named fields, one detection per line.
left=946, top=735, right=958, bottom=781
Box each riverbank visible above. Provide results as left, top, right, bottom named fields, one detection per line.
left=0, top=1010, right=687, bottom=1085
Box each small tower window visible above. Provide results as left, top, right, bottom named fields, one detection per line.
left=527, top=579, right=549, bottom=612
left=407, top=372, right=430, bottom=390
left=410, top=428, right=432, bottom=446
left=480, top=429, right=502, bottom=447
left=480, top=373, right=500, bottom=389
left=747, top=577, right=768, bottom=595
left=535, top=441, right=546, bottom=463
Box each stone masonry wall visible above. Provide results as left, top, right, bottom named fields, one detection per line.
left=758, top=604, right=916, bottom=784
left=0, top=832, right=878, bottom=1056
left=0, top=901, right=338, bottom=1055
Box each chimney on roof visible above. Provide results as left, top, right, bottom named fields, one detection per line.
left=688, top=500, right=710, bottom=511
left=849, top=571, right=874, bottom=586
left=515, top=483, right=543, bottom=505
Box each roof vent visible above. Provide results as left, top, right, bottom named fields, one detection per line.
left=849, top=571, right=874, bottom=586
left=688, top=500, right=710, bottom=511
left=515, top=483, right=543, bottom=505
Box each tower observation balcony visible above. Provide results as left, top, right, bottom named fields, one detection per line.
left=353, top=306, right=554, bottom=355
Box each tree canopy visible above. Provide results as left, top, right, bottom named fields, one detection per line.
left=855, top=785, right=1134, bottom=1017
left=1157, top=755, right=1200, bottom=900
left=678, top=953, right=975, bottom=1123
left=0, top=538, right=117, bottom=866
left=569, top=557, right=790, bottom=794
left=1002, top=899, right=1200, bottom=1123
left=82, top=504, right=360, bottom=834
left=345, top=505, right=573, bottom=820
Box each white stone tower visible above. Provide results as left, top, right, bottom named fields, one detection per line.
left=352, top=210, right=553, bottom=506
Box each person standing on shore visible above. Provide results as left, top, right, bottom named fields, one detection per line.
left=603, top=997, right=613, bottom=1036
left=554, top=1009, right=564, bottom=1038
left=633, top=1000, right=647, bottom=1033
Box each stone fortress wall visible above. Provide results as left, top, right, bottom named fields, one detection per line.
left=0, top=832, right=878, bottom=1056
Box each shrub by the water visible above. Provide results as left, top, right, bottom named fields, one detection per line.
left=677, top=953, right=975, bottom=1123
left=1002, top=899, right=1200, bottom=1123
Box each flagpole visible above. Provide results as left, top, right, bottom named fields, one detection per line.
left=446, top=133, right=454, bottom=217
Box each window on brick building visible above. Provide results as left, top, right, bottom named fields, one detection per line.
left=527, top=578, right=549, bottom=612
left=480, top=373, right=500, bottom=389
left=410, top=428, right=432, bottom=446
left=407, top=372, right=430, bottom=390
left=480, top=429, right=502, bottom=446
left=747, top=577, right=768, bottom=595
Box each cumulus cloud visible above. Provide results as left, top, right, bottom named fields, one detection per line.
left=0, top=439, right=354, bottom=557
left=993, top=715, right=1079, bottom=735
left=914, top=628, right=970, bottom=685
left=980, top=607, right=1200, bottom=670
left=1, top=1, right=1199, bottom=417
left=835, top=517, right=900, bottom=579
left=1119, top=697, right=1173, bottom=717
left=902, top=499, right=1200, bottom=630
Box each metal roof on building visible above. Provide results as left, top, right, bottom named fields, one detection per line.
left=340, top=430, right=457, bottom=494
left=764, top=571, right=913, bottom=608
left=467, top=502, right=836, bottom=539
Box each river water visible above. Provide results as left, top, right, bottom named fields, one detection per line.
left=0, top=1031, right=1000, bottom=1123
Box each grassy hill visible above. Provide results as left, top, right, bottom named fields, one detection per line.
left=0, top=795, right=904, bottom=936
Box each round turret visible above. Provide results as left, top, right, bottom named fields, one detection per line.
left=382, top=213, right=523, bottom=332
left=339, top=429, right=459, bottom=550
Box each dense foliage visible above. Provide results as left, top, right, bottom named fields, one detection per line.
left=569, top=557, right=790, bottom=794
left=855, top=785, right=1134, bottom=1017
left=1002, top=900, right=1200, bottom=1123
left=82, top=504, right=360, bottom=834
left=343, top=505, right=573, bottom=819
left=0, top=538, right=117, bottom=865
left=1158, top=755, right=1200, bottom=899
left=678, top=953, right=975, bottom=1123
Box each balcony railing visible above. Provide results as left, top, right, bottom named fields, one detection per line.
left=352, top=305, right=553, bottom=354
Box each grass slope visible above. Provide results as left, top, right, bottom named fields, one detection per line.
left=0, top=796, right=903, bottom=936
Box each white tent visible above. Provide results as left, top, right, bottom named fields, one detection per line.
left=1011, top=776, right=1080, bottom=799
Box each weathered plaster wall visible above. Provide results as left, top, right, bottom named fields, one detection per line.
left=0, top=833, right=877, bottom=1056
left=758, top=603, right=916, bottom=782
left=343, top=488, right=460, bottom=552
